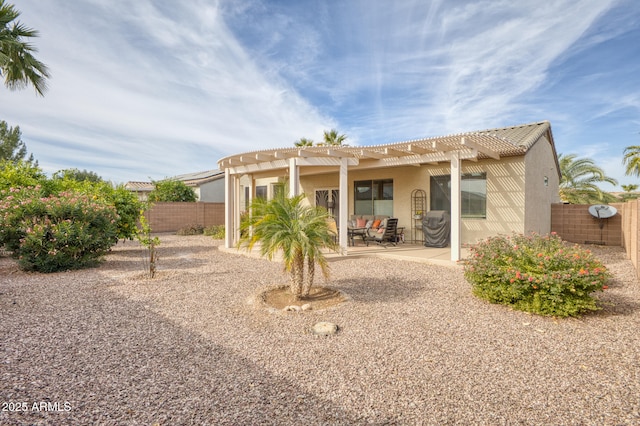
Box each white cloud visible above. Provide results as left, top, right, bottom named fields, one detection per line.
left=2, top=0, right=333, bottom=183
left=1, top=0, right=637, bottom=191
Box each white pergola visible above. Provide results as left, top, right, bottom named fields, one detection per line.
left=218, top=133, right=525, bottom=262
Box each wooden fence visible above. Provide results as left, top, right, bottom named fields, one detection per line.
left=146, top=202, right=225, bottom=233
left=551, top=201, right=640, bottom=278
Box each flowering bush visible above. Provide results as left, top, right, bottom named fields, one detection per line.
left=0, top=186, right=119, bottom=272
left=464, top=232, right=610, bottom=317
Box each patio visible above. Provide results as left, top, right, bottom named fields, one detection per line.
left=221, top=239, right=468, bottom=266
left=332, top=240, right=468, bottom=266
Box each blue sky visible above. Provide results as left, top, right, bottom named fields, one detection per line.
left=1, top=0, right=639, bottom=190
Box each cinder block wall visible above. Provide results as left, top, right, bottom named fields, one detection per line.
left=620, top=200, right=640, bottom=273
left=146, top=202, right=225, bottom=233
left=550, top=203, right=623, bottom=246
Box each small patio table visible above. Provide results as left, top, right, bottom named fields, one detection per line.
left=347, top=227, right=368, bottom=246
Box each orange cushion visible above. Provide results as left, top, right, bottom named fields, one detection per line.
left=372, top=219, right=381, bottom=229
left=356, top=218, right=367, bottom=228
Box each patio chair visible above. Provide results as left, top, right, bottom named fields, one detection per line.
left=365, top=218, right=399, bottom=247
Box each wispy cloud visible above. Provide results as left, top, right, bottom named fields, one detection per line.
left=1, top=0, right=637, bottom=189
left=2, top=0, right=333, bottom=182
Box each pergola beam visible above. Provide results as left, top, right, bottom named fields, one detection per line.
left=461, top=137, right=500, bottom=159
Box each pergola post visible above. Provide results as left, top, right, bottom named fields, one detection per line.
left=339, top=158, right=349, bottom=254
left=224, top=168, right=234, bottom=249
left=233, top=174, right=240, bottom=244
left=289, top=158, right=299, bottom=196
left=450, top=149, right=461, bottom=261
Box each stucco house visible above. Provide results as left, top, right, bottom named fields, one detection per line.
left=218, top=121, right=561, bottom=261
left=125, top=169, right=225, bottom=202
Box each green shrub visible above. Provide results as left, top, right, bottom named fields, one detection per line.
left=148, top=179, right=197, bottom=202
left=0, top=187, right=119, bottom=272
left=108, top=185, right=141, bottom=240
left=204, top=224, right=225, bottom=239
left=176, top=224, right=204, bottom=235
left=464, top=232, right=610, bottom=317
left=0, top=159, right=46, bottom=191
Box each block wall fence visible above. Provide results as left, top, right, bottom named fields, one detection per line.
left=146, top=202, right=225, bottom=233
left=551, top=201, right=640, bottom=278
left=145, top=201, right=640, bottom=279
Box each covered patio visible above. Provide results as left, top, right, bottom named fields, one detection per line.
left=219, top=239, right=468, bottom=266
left=218, top=123, right=554, bottom=262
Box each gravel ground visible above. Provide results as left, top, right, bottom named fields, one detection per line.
left=1, top=234, right=640, bottom=425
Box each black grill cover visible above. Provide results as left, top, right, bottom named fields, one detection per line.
left=422, top=210, right=450, bottom=248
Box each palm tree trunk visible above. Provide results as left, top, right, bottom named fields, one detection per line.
left=302, top=256, right=315, bottom=298
left=290, top=252, right=304, bottom=300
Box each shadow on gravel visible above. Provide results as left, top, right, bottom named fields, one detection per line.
left=595, top=294, right=640, bottom=317
left=332, top=276, right=425, bottom=304
left=0, top=282, right=377, bottom=425
left=108, top=244, right=216, bottom=259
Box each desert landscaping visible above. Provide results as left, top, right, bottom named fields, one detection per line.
left=1, top=234, right=640, bottom=425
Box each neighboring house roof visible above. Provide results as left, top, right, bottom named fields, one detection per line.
left=124, top=181, right=154, bottom=192
left=218, top=121, right=560, bottom=178
left=169, top=169, right=224, bottom=187
left=125, top=169, right=224, bottom=191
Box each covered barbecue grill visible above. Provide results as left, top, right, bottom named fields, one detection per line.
left=422, top=210, right=450, bottom=248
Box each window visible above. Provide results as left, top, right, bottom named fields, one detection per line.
left=271, top=183, right=286, bottom=199
left=255, top=185, right=267, bottom=199
left=354, top=179, right=393, bottom=216
left=430, top=173, right=486, bottom=218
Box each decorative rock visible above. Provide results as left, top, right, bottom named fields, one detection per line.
left=311, top=321, right=339, bottom=336
left=301, top=303, right=312, bottom=311
left=283, top=305, right=301, bottom=312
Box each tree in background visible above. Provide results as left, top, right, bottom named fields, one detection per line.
left=294, top=137, right=314, bottom=147
left=622, top=145, right=640, bottom=178
left=0, top=120, right=35, bottom=163
left=53, top=168, right=104, bottom=183
left=0, top=158, right=43, bottom=190
left=294, top=130, right=349, bottom=147
left=148, top=179, right=197, bottom=202
left=619, top=184, right=640, bottom=202
left=319, top=129, right=348, bottom=146
left=0, top=0, right=50, bottom=96
left=558, top=153, right=618, bottom=204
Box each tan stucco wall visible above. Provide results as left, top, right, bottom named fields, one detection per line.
left=424, top=159, right=527, bottom=243
left=524, top=136, right=561, bottom=234
left=258, top=137, right=559, bottom=245
left=299, top=158, right=529, bottom=245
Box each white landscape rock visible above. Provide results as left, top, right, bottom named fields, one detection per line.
left=311, top=321, right=339, bottom=336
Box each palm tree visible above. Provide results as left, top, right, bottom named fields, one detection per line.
left=294, top=137, right=314, bottom=147
left=0, top=0, right=50, bottom=96
left=238, top=194, right=338, bottom=299
left=621, top=184, right=638, bottom=192
left=558, top=153, right=618, bottom=204
left=320, top=129, right=348, bottom=146
left=623, top=146, right=640, bottom=177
